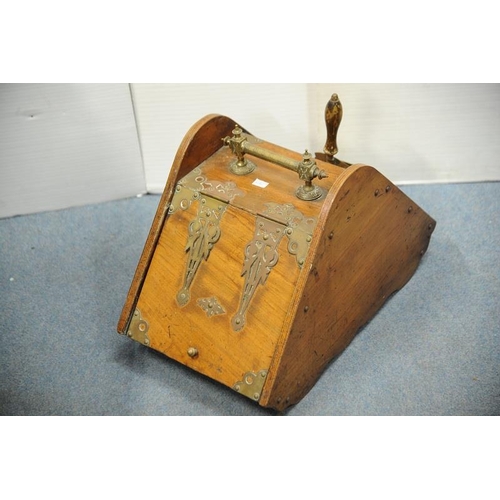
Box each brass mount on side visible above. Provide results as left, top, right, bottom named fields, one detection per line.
left=223, top=126, right=328, bottom=201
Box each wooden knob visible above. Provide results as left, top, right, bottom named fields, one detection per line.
left=323, top=94, right=343, bottom=158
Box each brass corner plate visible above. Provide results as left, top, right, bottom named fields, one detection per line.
left=233, top=370, right=268, bottom=402
left=126, top=308, right=150, bottom=347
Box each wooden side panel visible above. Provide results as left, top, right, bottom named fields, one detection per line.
left=261, top=164, right=436, bottom=411
left=134, top=199, right=301, bottom=391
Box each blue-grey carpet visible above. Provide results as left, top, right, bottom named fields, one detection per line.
left=1, top=182, right=499, bottom=415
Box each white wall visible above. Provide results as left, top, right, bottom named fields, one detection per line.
left=0, top=84, right=145, bottom=218
left=2, top=84, right=498, bottom=218
left=132, top=83, right=500, bottom=192
left=308, top=84, right=500, bottom=184
left=130, top=83, right=310, bottom=193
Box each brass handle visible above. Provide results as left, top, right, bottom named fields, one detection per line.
left=223, top=126, right=328, bottom=201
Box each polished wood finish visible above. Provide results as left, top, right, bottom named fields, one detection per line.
left=260, top=164, right=435, bottom=410
left=323, top=93, right=343, bottom=157
left=118, top=115, right=238, bottom=334
left=315, top=93, right=351, bottom=168
left=118, top=112, right=435, bottom=411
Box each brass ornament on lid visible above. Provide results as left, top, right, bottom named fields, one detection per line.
left=169, top=166, right=245, bottom=215
left=197, top=296, right=226, bottom=317
left=224, top=125, right=257, bottom=175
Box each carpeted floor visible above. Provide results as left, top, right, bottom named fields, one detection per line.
left=1, top=182, right=499, bottom=415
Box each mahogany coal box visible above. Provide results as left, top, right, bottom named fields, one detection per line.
left=117, top=94, right=435, bottom=411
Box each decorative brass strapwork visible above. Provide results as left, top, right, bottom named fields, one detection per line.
left=177, top=196, right=227, bottom=306
left=223, top=126, right=328, bottom=201
left=263, top=203, right=317, bottom=268
left=169, top=167, right=244, bottom=214
left=232, top=217, right=285, bottom=332
left=233, top=370, right=268, bottom=401
left=127, top=308, right=150, bottom=347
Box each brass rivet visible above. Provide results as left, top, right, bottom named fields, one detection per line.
left=428, top=224, right=433, bottom=230
left=408, top=206, right=413, bottom=213
left=385, top=185, right=391, bottom=192
left=304, top=305, right=309, bottom=313
left=374, top=189, right=379, bottom=196
left=144, top=338, right=150, bottom=346
left=328, top=232, right=334, bottom=240
left=253, top=393, right=260, bottom=400
left=235, top=385, right=240, bottom=392
left=306, top=235, right=312, bottom=242
left=299, top=258, right=305, bottom=266
left=187, top=347, right=198, bottom=358
left=261, top=371, right=266, bottom=378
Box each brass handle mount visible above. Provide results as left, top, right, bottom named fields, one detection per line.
left=223, top=125, right=328, bottom=201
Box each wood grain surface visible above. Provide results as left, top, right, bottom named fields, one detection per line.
left=260, top=164, right=436, bottom=410
left=118, top=115, right=436, bottom=411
